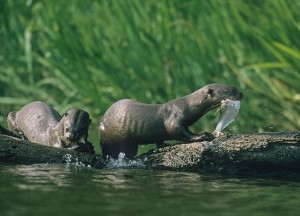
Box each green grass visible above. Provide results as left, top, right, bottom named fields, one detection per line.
left=1, top=0, right=300, bottom=154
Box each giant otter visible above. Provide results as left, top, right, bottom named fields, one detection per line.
left=7, top=101, right=94, bottom=154
left=100, top=83, right=243, bottom=158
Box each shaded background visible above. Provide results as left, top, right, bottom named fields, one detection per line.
left=1, top=0, right=300, bottom=153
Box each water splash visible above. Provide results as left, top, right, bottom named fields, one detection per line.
left=63, top=154, right=72, bottom=163
left=62, top=154, right=91, bottom=168
left=106, top=152, right=144, bottom=169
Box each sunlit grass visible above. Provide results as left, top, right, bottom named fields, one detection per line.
left=1, top=0, right=300, bottom=154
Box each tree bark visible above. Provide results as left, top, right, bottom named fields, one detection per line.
left=1, top=123, right=300, bottom=177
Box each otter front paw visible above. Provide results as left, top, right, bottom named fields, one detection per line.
left=74, top=141, right=95, bottom=154
left=189, top=132, right=214, bottom=142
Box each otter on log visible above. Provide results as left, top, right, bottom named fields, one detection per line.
left=7, top=101, right=94, bottom=154
left=100, top=83, right=243, bottom=159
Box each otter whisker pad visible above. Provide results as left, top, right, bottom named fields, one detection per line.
left=213, top=99, right=241, bottom=137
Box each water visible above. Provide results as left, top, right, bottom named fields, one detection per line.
left=1, top=162, right=300, bottom=216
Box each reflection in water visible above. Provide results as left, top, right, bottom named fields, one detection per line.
left=3, top=163, right=97, bottom=191
left=1, top=162, right=300, bottom=216
left=6, top=164, right=71, bottom=190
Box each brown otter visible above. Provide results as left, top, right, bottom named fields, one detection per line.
left=100, top=83, right=243, bottom=158
left=7, top=101, right=94, bottom=154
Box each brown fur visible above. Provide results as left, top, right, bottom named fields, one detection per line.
left=100, top=83, right=243, bottom=158
left=7, top=101, right=94, bottom=154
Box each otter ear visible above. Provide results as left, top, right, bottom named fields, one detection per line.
left=207, top=88, right=214, bottom=98
left=64, top=112, right=69, bottom=117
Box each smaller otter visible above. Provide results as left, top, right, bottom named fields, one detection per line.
left=7, top=101, right=94, bottom=154
left=100, top=83, right=243, bottom=158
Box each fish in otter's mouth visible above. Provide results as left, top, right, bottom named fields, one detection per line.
left=213, top=99, right=241, bottom=137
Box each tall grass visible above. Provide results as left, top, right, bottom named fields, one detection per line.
left=1, top=0, right=300, bottom=153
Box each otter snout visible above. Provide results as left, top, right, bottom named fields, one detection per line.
left=227, top=88, right=243, bottom=101
left=66, top=133, right=80, bottom=142
left=229, top=87, right=243, bottom=101
left=66, top=131, right=87, bottom=143
left=66, top=133, right=76, bottom=141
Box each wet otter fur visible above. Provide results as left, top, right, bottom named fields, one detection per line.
left=100, top=83, right=243, bottom=158
left=7, top=101, right=94, bottom=154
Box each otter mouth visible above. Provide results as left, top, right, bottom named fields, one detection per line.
left=64, top=136, right=86, bottom=147
left=66, top=133, right=86, bottom=142
left=213, top=99, right=241, bottom=136
left=64, top=137, right=95, bottom=154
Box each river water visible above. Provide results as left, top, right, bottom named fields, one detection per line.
left=1, top=162, right=299, bottom=216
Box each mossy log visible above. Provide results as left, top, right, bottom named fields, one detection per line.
left=1, top=123, right=300, bottom=177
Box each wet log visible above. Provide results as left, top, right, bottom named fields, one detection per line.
left=1, top=121, right=300, bottom=177
left=141, top=131, right=300, bottom=177
left=0, top=134, right=106, bottom=169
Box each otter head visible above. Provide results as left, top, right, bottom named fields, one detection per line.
left=61, top=108, right=92, bottom=145
left=202, top=83, right=243, bottom=111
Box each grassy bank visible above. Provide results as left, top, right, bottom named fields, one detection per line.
left=1, top=0, right=300, bottom=153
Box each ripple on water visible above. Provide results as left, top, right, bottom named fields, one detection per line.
left=1, top=162, right=300, bottom=216
left=105, top=152, right=144, bottom=169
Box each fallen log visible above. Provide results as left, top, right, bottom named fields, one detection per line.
left=1, top=123, right=300, bottom=177
left=141, top=131, right=300, bottom=177
left=0, top=134, right=106, bottom=169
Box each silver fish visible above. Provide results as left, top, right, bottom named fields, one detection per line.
left=214, top=99, right=240, bottom=137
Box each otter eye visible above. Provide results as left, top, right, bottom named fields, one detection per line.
left=207, top=88, right=214, bottom=98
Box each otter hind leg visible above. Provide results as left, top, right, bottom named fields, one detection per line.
left=101, top=142, right=121, bottom=159
left=101, top=142, right=138, bottom=159
left=123, top=142, right=138, bottom=158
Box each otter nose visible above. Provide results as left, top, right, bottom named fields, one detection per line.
left=67, top=132, right=82, bottom=142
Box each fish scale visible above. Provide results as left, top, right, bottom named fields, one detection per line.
left=214, top=99, right=241, bottom=136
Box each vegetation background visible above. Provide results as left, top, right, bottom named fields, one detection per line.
left=1, top=0, right=300, bottom=154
